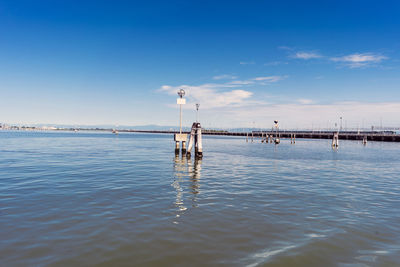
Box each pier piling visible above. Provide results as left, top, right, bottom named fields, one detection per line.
left=363, top=135, right=367, bottom=145
left=187, top=122, right=203, bottom=158
left=182, top=141, right=186, bottom=154
left=332, top=132, right=339, bottom=148
left=175, top=141, right=180, bottom=154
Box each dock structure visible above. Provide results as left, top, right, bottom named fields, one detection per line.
left=174, top=133, right=187, bottom=155
left=290, top=133, right=296, bottom=144
left=118, top=129, right=400, bottom=143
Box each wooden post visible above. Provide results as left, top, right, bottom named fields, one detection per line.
left=186, top=123, right=196, bottom=157
left=363, top=135, right=367, bottom=145
left=186, top=122, right=203, bottom=158
left=332, top=132, right=339, bottom=148
left=196, top=124, right=203, bottom=158
left=246, top=132, right=248, bottom=143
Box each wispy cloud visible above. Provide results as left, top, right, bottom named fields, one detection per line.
left=264, top=61, right=288, bottom=66
left=213, top=74, right=238, bottom=80
left=278, top=46, right=293, bottom=51
left=297, top=98, right=314, bottom=104
left=292, top=51, right=322, bottom=60
left=252, top=76, right=283, bottom=82
left=226, top=76, right=285, bottom=86
left=228, top=80, right=255, bottom=85
left=240, top=61, right=255, bottom=65
left=330, top=53, right=388, bottom=68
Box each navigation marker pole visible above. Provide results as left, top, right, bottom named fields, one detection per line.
left=175, top=89, right=187, bottom=155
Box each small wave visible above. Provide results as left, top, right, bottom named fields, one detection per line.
left=246, top=244, right=296, bottom=267
left=307, top=233, right=326, bottom=238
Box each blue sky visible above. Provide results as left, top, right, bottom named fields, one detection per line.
left=1, top=0, right=399, bottom=129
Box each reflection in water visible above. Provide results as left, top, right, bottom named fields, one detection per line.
left=172, top=155, right=202, bottom=223
left=188, top=157, right=202, bottom=207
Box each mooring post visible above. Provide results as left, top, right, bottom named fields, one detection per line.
left=186, top=123, right=196, bottom=157
left=363, top=135, right=367, bottom=145
left=251, top=131, right=254, bottom=143
left=187, top=122, right=203, bottom=158
left=196, top=124, right=203, bottom=158
left=246, top=132, right=248, bottom=143
left=332, top=132, right=339, bottom=148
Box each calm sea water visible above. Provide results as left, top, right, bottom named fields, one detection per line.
left=1, top=131, right=399, bottom=266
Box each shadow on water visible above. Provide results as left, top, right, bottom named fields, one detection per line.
left=172, top=154, right=202, bottom=223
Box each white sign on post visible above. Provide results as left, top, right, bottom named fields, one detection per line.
left=177, top=98, right=186, bottom=105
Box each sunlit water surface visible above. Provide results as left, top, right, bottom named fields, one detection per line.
left=1, top=131, right=399, bottom=266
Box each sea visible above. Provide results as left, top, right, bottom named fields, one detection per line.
left=0, top=131, right=399, bottom=266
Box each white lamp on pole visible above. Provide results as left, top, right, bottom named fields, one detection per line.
left=195, top=103, right=200, bottom=123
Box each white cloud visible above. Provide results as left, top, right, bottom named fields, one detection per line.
left=158, top=78, right=400, bottom=129
left=330, top=53, right=388, bottom=68
left=159, top=82, right=253, bottom=109
left=252, top=76, right=283, bottom=82
left=226, top=76, right=285, bottom=86
left=278, top=46, right=293, bottom=51
left=161, top=85, right=172, bottom=90
left=297, top=98, right=314, bottom=104
left=229, top=80, right=255, bottom=85
left=213, top=74, right=238, bottom=80
left=240, top=61, right=255, bottom=65
left=292, top=52, right=322, bottom=59
left=264, top=61, right=288, bottom=66
left=159, top=75, right=285, bottom=109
